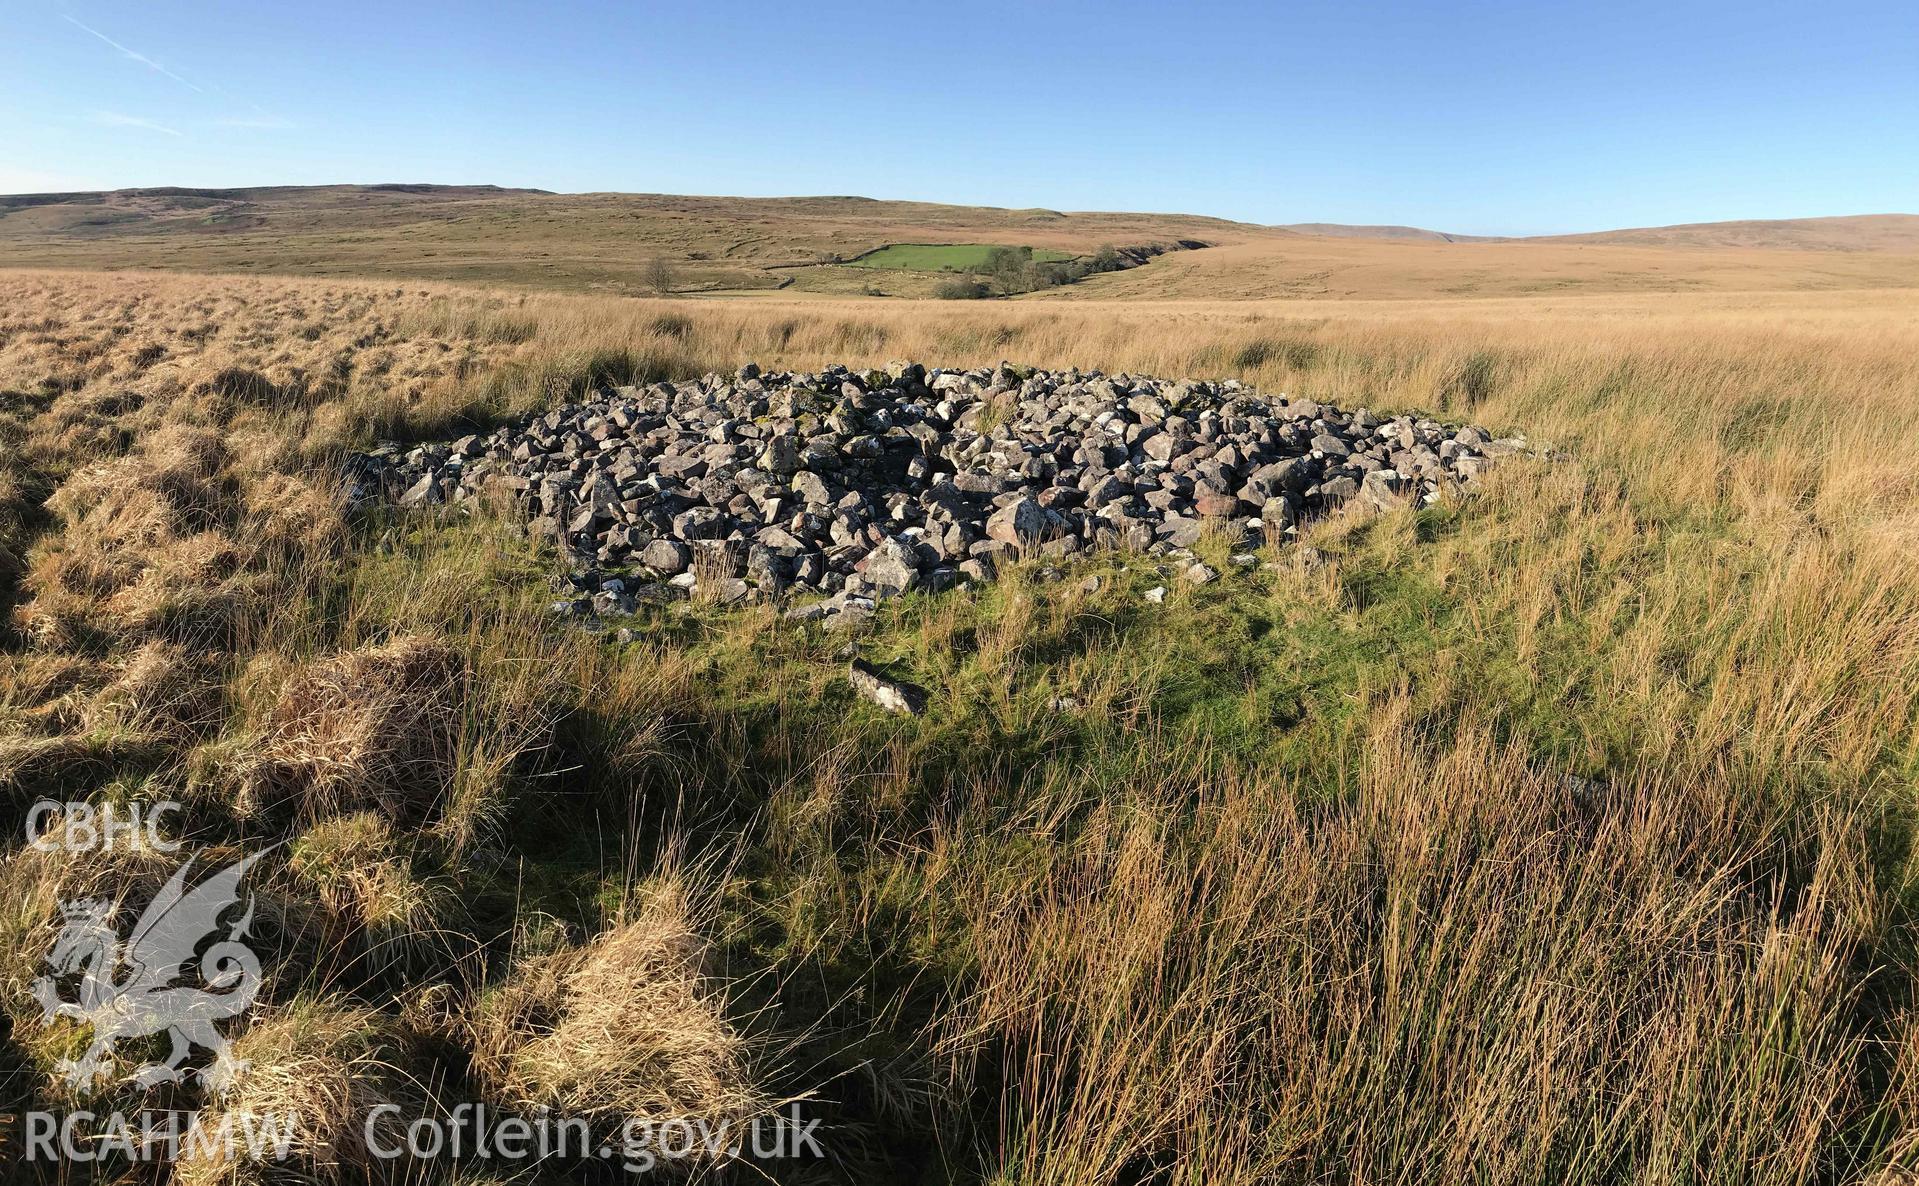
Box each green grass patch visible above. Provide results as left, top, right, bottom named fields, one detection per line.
left=845, top=243, right=1076, bottom=271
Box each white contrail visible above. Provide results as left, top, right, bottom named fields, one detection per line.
left=62, top=13, right=204, bottom=93
left=94, top=111, right=184, bottom=137
left=215, top=115, right=295, bottom=129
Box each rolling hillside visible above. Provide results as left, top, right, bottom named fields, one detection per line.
left=0, top=184, right=1277, bottom=295
left=1, top=185, right=1915, bottom=300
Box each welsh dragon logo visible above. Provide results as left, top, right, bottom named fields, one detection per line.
left=30, top=849, right=271, bottom=1091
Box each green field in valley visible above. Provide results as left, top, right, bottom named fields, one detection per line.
left=844, top=242, right=1078, bottom=270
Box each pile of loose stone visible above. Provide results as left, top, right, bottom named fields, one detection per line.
left=347, top=362, right=1524, bottom=628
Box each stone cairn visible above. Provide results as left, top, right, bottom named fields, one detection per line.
left=348, top=362, right=1524, bottom=629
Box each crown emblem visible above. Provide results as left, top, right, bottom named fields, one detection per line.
left=58, top=898, right=114, bottom=925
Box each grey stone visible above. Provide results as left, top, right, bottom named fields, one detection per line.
left=672, top=507, right=727, bottom=540
left=640, top=539, right=692, bottom=575
left=986, top=498, right=1047, bottom=546
left=1319, top=475, right=1359, bottom=503
left=1359, top=468, right=1412, bottom=513
left=848, top=659, right=927, bottom=715
left=398, top=474, right=443, bottom=507
left=863, top=537, right=922, bottom=596
left=759, top=435, right=800, bottom=474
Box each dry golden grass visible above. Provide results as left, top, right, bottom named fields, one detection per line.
left=1039, top=235, right=1919, bottom=299
left=469, top=878, right=769, bottom=1146
left=236, top=636, right=468, bottom=825
left=172, top=997, right=415, bottom=1186
left=937, top=710, right=1882, bottom=1183
left=288, top=812, right=443, bottom=949
left=6, top=267, right=1919, bottom=1182
left=0, top=813, right=180, bottom=1007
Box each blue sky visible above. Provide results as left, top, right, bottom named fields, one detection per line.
left=1, top=0, right=1913, bottom=236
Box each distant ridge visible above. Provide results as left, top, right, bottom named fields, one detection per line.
left=1277, top=223, right=1496, bottom=244
left=1271, top=216, right=1919, bottom=252
left=1532, top=214, right=1919, bottom=252
left=0, top=185, right=1910, bottom=252
left=0, top=183, right=550, bottom=212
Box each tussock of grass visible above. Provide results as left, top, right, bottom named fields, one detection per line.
left=31, top=425, right=233, bottom=610
left=238, top=636, right=467, bottom=825
left=243, top=472, right=347, bottom=556
left=0, top=817, right=323, bottom=1073
left=289, top=812, right=453, bottom=981
left=469, top=878, right=769, bottom=1146
left=0, top=730, right=172, bottom=803
left=0, top=644, right=105, bottom=710
left=0, top=814, right=181, bottom=1001
left=80, top=641, right=221, bottom=736
left=173, top=997, right=417, bottom=1186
